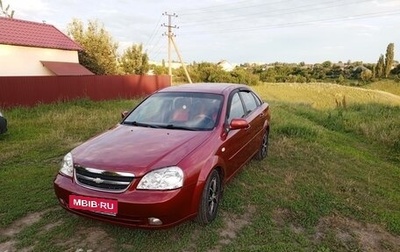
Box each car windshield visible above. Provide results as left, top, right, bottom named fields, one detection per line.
left=123, top=92, right=223, bottom=131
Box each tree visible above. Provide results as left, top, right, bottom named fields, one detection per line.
left=337, top=74, right=345, bottom=84
left=230, top=67, right=259, bottom=85
left=311, top=64, right=327, bottom=80
left=360, top=68, right=373, bottom=82
left=376, top=54, right=385, bottom=78
left=326, top=65, right=343, bottom=79
left=384, top=43, right=394, bottom=78
left=0, top=0, right=14, bottom=18
left=119, top=44, right=149, bottom=75
left=151, top=64, right=168, bottom=75
left=321, top=61, right=332, bottom=68
left=391, top=63, right=400, bottom=75
left=185, top=62, right=229, bottom=83
left=67, top=19, right=119, bottom=75
left=258, top=67, right=275, bottom=82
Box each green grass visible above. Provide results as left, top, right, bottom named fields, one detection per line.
left=1, top=83, right=400, bottom=251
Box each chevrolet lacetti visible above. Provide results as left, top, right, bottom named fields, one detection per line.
left=53, top=83, right=271, bottom=229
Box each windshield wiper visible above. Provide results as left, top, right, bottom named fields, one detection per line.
left=163, top=124, right=196, bottom=131
left=123, top=121, right=160, bottom=128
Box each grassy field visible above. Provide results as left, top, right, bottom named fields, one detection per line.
left=0, top=83, right=399, bottom=251
left=365, top=80, right=400, bottom=97
left=253, top=82, right=400, bottom=109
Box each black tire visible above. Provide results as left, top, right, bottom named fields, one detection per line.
left=255, top=129, right=269, bottom=160
left=195, top=169, right=222, bottom=225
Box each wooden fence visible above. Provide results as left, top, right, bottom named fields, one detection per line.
left=0, top=75, right=171, bottom=109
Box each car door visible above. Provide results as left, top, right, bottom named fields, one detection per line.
left=239, top=90, right=265, bottom=154
left=221, top=89, right=264, bottom=179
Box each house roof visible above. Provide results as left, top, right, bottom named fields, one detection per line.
left=41, top=61, right=94, bottom=76
left=0, top=17, right=82, bottom=51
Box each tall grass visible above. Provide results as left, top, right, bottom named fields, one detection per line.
left=253, top=82, right=400, bottom=109
left=365, top=79, right=400, bottom=96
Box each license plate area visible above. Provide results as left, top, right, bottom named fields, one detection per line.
left=69, top=195, right=118, bottom=215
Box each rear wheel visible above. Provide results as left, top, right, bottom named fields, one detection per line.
left=196, top=169, right=222, bottom=225
left=255, top=129, right=269, bottom=160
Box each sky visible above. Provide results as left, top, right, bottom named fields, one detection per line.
left=5, top=0, right=400, bottom=65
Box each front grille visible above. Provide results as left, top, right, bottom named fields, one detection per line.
left=74, top=165, right=135, bottom=192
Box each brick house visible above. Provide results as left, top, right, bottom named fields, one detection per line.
left=0, top=17, right=93, bottom=76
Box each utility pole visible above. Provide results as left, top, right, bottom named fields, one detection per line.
left=170, top=36, right=192, bottom=83
left=162, top=12, right=192, bottom=84
left=162, top=12, right=176, bottom=81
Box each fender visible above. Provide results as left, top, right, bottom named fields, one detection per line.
left=188, top=153, right=226, bottom=215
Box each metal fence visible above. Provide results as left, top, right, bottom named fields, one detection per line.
left=0, top=75, right=171, bottom=109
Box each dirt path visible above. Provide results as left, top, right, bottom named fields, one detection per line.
left=1, top=206, right=400, bottom=251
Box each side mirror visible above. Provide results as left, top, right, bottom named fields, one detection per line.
left=121, top=111, right=129, bottom=119
left=229, top=118, right=250, bottom=130
left=221, top=118, right=250, bottom=140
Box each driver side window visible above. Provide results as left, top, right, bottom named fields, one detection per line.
left=228, top=93, right=245, bottom=123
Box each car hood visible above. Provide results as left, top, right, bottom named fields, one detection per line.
left=71, top=124, right=212, bottom=177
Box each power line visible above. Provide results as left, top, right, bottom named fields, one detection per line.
left=144, top=14, right=163, bottom=54
left=144, top=0, right=399, bottom=62
left=176, top=3, right=400, bottom=35
left=147, top=35, right=164, bottom=60
left=178, top=0, right=371, bottom=17
left=179, top=0, right=387, bottom=28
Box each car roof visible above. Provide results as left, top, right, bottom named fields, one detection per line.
left=157, top=83, right=249, bottom=95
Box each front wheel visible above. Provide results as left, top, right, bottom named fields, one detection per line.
left=255, top=129, right=269, bottom=160
left=195, top=169, right=222, bottom=225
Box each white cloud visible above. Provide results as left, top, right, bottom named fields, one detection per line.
left=8, top=0, right=49, bottom=18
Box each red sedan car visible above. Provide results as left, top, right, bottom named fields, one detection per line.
left=54, top=83, right=271, bottom=229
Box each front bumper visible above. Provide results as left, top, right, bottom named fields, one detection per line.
left=53, top=174, right=197, bottom=229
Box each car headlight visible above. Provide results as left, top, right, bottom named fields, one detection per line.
left=137, top=166, right=184, bottom=190
left=60, top=152, right=74, bottom=177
